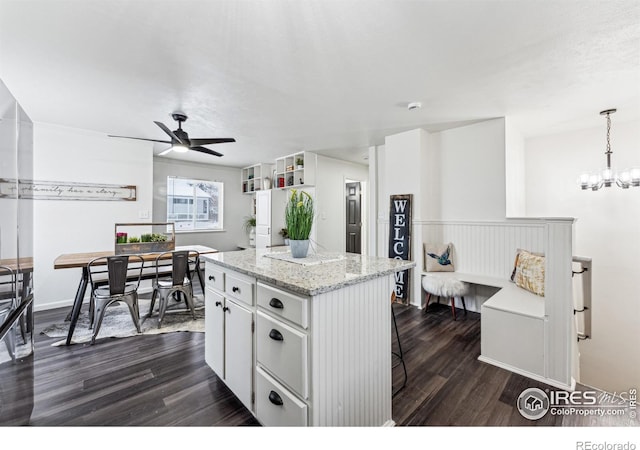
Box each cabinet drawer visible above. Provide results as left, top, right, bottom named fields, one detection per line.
left=256, top=366, right=308, bottom=427
left=257, top=282, right=309, bottom=329
left=225, top=271, right=254, bottom=307
left=205, top=264, right=224, bottom=291
left=256, top=311, right=308, bottom=399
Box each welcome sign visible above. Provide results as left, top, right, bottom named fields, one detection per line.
left=388, top=194, right=412, bottom=303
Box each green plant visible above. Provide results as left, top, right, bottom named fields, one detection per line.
left=243, top=215, right=256, bottom=233
left=150, top=233, right=167, bottom=242
left=128, top=236, right=140, bottom=243
left=285, top=189, right=314, bottom=240
left=296, top=157, right=304, bottom=166
left=140, top=233, right=152, bottom=243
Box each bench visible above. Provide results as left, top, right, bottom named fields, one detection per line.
left=421, top=271, right=546, bottom=378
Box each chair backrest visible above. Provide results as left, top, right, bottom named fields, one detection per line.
left=155, top=250, right=199, bottom=287
left=0, top=265, right=17, bottom=309
left=88, top=255, right=144, bottom=295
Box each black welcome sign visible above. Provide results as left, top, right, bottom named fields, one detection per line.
left=389, top=194, right=412, bottom=303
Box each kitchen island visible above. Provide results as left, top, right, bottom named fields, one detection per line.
left=201, top=248, right=415, bottom=427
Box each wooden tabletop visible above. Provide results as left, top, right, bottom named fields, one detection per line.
left=0, top=257, right=34, bottom=272
left=54, top=245, right=218, bottom=269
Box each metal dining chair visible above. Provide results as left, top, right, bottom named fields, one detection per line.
left=147, top=250, right=199, bottom=328
left=87, top=255, right=144, bottom=344
left=0, top=265, right=18, bottom=361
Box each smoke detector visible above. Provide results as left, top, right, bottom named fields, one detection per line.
left=407, top=102, right=422, bottom=110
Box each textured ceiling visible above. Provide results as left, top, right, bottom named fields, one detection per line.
left=1, top=0, right=639, bottom=167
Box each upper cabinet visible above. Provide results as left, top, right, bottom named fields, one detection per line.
left=274, top=152, right=316, bottom=190
left=241, top=163, right=274, bottom=195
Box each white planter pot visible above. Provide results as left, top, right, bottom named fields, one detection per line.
left=289, top=239, right=309, bottom=258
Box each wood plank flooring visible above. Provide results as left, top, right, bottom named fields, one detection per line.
left=0, top=295, right=635, bottom=427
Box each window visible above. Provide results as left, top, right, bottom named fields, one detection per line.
left=166, top=176, right=223, bottom=232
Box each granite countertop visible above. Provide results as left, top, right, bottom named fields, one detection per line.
left=201, top=247, right=415, bottom=296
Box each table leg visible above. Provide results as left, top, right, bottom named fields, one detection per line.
left=195, top=259, right=205, bottom=293
left=65, top=267, right=89, bottom=346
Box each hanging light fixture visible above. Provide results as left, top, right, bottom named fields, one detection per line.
left=578, top=109, right=640, bottom=190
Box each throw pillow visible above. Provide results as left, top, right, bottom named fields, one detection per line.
left=424, top=243, right=455, bottom=272
left=512, top=249, right=545, bottom=296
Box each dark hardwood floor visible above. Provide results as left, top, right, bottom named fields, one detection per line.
left=0, top=293, right=635, bottom=427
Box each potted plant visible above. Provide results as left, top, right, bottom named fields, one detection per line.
left=285, top=189, right=314, bottom=258
left=296, top=157, right=304, bottom=169
left=279, top=228, right=289, bottom=246
left=243, top=215, right=257, bottom=247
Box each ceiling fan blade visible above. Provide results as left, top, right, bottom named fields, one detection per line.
left=108, top=135, right=172, bottom=144
left=158, top=147, right=173, bottom=156
left=189, top=138, right=236, bottom=146
left=190, top=146, right=223, bottom=157
left=154, top=121, right=183, bottom=143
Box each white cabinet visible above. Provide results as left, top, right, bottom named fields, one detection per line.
left=204, top=265, right=256, bottom=412
left=274, top=152, right=316, bottom=189
left=255, top=189, right=287, bottom=249
left=242, top=163, right=274, bottom=195
left=254, top=282, right=310, bottom=426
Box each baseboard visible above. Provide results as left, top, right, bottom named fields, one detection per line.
left=477, top=355, right=574, bottom=391
left=33, top=286, right=155, bottom=312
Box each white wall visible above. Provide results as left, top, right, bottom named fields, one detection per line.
left=525, top=119, right=640, bottom=394
left=314, top=154, right=368, bottom=254
left=428, top=118, right=506, bottom=221
left=153, top=157, right=251, bottom=251
left=505, top=118, right=526, bottom=217
left=33, top=123, right=153, bottom=311
left=382, top=129, right=429, bottom=221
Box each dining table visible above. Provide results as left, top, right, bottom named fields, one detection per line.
left=54, top=245, right=218, bottom=346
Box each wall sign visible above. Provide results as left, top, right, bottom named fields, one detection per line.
left=389, top=194, right=412, bottom=303
left=0, top=179, right=136, bottom=201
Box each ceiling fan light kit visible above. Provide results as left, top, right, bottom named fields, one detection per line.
left=108, top=111, right=235, bottom=157
left=578, top=108, right=639, bottom=191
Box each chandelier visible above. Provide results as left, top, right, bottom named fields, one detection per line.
left=578, top=109, right=640, bottom=190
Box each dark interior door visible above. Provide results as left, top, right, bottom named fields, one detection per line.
left=345, top=182, right=362, bottom=254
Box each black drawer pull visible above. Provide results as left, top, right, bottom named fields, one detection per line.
left=208, top=275, right=215, bottom=281
left=232, top=286, right=240, bottom=293
left=269, top=298, right=284, bottom=309
left=268, top=390, right=283, bottom=406
left=223, top=306, right=229, bottom=313
left=215, top=301, right=222, bottom=307
left=269, top=329, right=284, bottom=341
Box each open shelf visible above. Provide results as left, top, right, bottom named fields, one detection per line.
left=274, top=152, right=316, bottom=190
left=241, top=163, right=274, bottom=194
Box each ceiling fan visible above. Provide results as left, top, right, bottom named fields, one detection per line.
left=108, top=112, right=235, bottom=157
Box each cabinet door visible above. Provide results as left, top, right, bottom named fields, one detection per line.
left=255, top=190, right=271, bottom=249
left=205, top=288, right=225, bottom=378
left=224, top=298, right=254, bottom=411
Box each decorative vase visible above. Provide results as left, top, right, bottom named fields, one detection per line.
left=289, top=239, right=309, bottom=258
left=249, top=227, right=256, bottom=247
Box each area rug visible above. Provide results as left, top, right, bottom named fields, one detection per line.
left=41, top=296, right=205, bottom=346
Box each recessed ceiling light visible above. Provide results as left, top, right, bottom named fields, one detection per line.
left=407, top=102, right=422, bottom=110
